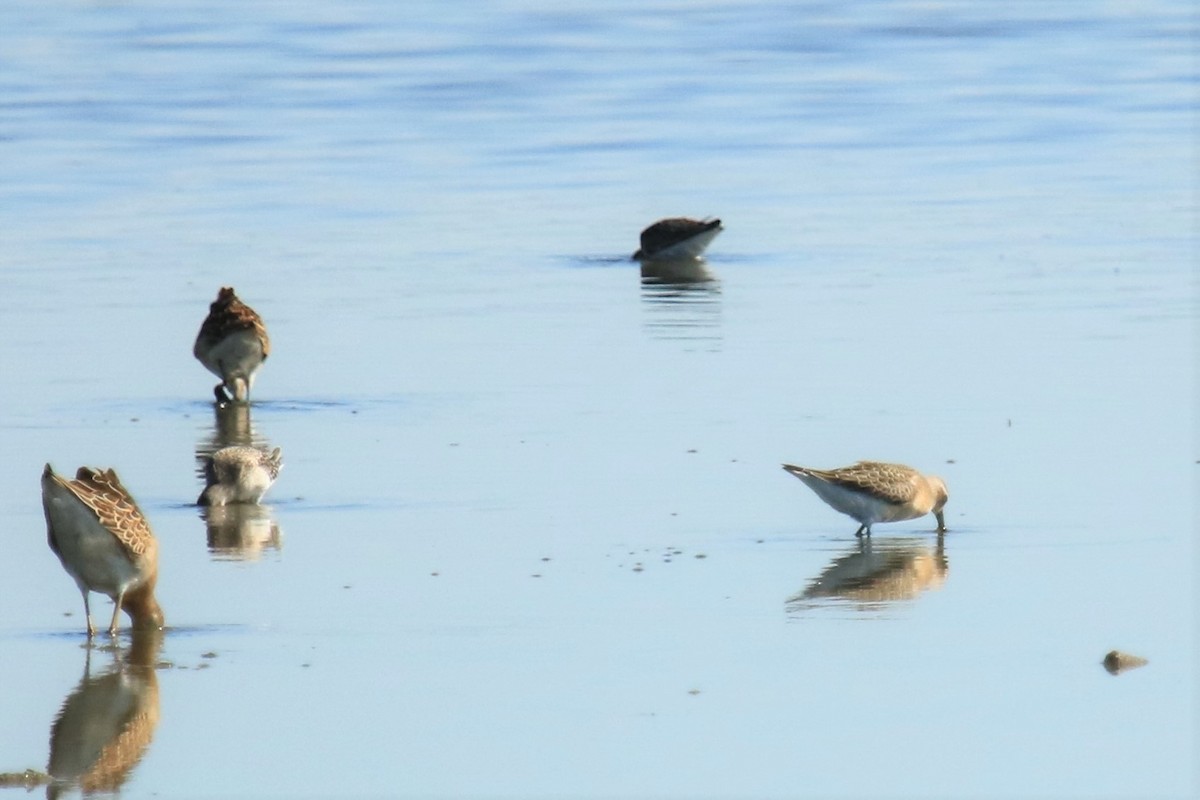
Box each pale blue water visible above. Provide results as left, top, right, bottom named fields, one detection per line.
left=0, top=1, right=1195, bottom=798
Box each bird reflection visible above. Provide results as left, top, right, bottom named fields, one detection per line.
left=200, top=401, right=257, bottom=451
left=196, top=397, right=278, bottom=476
left=45, top=630, right=162, bottom=799
left=786, top=535, right=948, bottom=614
left=200, top=503, right=283, bottom=560
left=640, top=260, right=722, bottom=346
left=640, top=257, right=716, bottom=285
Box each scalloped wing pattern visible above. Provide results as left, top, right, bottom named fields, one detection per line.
left=54, top=467, right=155, bottom=557
left=810, top=461, right=921, bottom=507
left=194, top=287, right=270, bottom=359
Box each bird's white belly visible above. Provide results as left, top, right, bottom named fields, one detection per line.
left=802, top=478, right=890, bottom=524
left=652, top=227, right=722, bottom=260
left=44, top=494, right=141, bottom=598
left=221, top=467, right=271, bottom=504
left=198, top=330, right=264, bottom=380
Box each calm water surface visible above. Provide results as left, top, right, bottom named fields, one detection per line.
left=1, top=1, right=1195, bottom=798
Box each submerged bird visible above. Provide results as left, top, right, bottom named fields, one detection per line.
left=782, top=461, right=948, bottom=537
left=193, top=287, right=270, bottom=404
left=633, top=217, right=723, bottom=261
left=197, top=445, right=283, bottom=506
left=41, top=465, right=164, bottom=637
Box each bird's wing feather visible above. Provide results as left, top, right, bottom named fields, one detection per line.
left=195, top=289, right=270, bottom=357
left=821, top=462, right=919, bottom=506
left=65, top=468, right=155, bottom=556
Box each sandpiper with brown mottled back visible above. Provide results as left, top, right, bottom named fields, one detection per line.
left=633, top=217, right=723, bottom=261
left=41, top=465, right=164, bottom=637
left=198, top=445, right=283, bottom=506
left=782, top=461, right=949, bottom=537
left=193, top=287, right=270, bottom=404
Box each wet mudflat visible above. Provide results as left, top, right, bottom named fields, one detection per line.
left=0, top=1, right=1194, bottom=798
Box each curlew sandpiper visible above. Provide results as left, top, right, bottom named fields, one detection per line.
left=782, top=461, right=948, bottom=537
left=41, top=465, right=164, bottom=636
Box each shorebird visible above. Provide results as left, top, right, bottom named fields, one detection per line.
left=197, top=445, right=283, bottom=506
left=782, top=461, right=948, bottom=537
left=41, top=465, right=164, bottom=637
left=633, top=217, right=723, bottom=261
left=193, top=287, right=270, bottom=404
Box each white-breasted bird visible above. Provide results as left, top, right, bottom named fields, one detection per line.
left=41, top=465, right=164, bottom=637
left=633, top=217, right=723, bottom=261
left=197, top=445, right=283, bottom=506
left=193, top=287, right=270, bottom=404
left=782, top=461, right=948, bottom=537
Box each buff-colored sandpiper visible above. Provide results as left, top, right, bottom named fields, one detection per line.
left=633, top=217, right=723, bottom=261
left=782, top=461, right=948, bottom=537
left=197, top=445, right=283, bottom=506
left=193, top=287, right=270, bottom=404
left=41, top=465, right=164, bottom=637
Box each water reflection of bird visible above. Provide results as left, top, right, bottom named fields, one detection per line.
left=640, top=273, right=722, bottom=348
left=201, top=503, right=283, bottom=560
left=633, top=217, right=723, bottom=261
left=197, top=446, right=283, bottom=506
left=782, top=461, right=948, bottom=536
left=640, top=257, right=716, bottom=285
left=46, top=629, right=162, bottom=800
left=787, top=535, right=947, bottom=612
left=41, top=465, right=164, bottom=637
left=209, top=401, right=256, bottom=448
left=193, top=286, right=270, bottom=404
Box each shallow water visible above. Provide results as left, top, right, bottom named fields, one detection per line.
left=1, top=1, right=1195, bottom=798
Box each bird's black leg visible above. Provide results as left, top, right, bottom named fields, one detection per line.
left=213, top=358, right=232, bottom=405
left=854, top=524, right=867, bottom=537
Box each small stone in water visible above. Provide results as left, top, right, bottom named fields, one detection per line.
left=1103, top=650, right=1148, bottom=675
